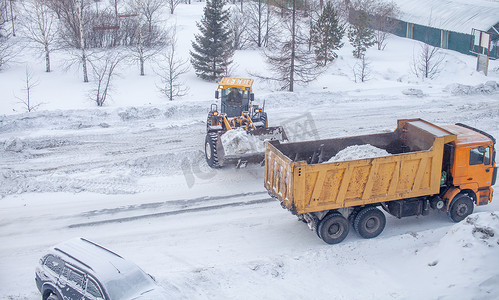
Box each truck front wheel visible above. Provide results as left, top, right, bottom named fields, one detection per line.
left=354, top=207, right=386, bottom=239
left=318, top=213, right=349, bottom=244
left=448, top=194, right=474, bottom=222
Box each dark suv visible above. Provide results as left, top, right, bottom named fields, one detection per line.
left=35, top=237, right=168, bottom=300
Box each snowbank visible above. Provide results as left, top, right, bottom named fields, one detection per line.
left=445, top=81, right=499, bottom=96
left=327, top=144, right=390, bottom=163
left=221, top=128, right=266, bottom=155
left=407, top=212, right=499, bottom=299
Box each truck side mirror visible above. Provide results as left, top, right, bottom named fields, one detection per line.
left=250, top=93, right=254, bottom=102
left=215, top=90, right=219, bottom=99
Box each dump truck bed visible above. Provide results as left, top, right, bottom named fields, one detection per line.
left=264, top=119, right=457, bottom=215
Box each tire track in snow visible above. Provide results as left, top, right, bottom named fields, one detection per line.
left=68, top=197, right=274, bottom=228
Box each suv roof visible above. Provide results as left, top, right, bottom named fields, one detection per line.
left=49, top=237, right=143, bottom=285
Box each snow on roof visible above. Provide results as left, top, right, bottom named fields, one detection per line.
left=392, top=0, right=499, bottom=34
left=52, top=238, right=139, bottom=283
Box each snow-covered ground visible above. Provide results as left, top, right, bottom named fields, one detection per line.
left=1, top=1, right=499, bottom=299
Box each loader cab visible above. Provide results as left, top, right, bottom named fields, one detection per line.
left=220, top=87, right=251, bottom=117
left=215, top=77, right=254, bottom=118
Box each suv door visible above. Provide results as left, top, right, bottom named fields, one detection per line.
left=59, top=266, right=86, bottom=300
left=84, top=276, right=105, bottom=300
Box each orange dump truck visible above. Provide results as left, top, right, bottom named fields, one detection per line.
left=264, top=119, right=496, bottom=244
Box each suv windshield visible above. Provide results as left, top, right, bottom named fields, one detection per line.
left=104, top=268, right=155, bottom=299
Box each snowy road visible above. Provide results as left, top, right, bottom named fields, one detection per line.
left=2, top=89, right=499, bottom=299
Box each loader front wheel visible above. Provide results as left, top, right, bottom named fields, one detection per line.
left=318, top=213, right=349, bottom=244
left=260, top=112, right=268, bottom=128
left=205, top=133, right=220, bottom=168
left=354, top=207, right=386, bottom=239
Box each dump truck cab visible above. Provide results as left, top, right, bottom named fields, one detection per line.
left=442, top=124, right=497, bottom=206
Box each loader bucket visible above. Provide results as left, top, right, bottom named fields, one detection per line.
left=206, top=126, right=287, bottom=168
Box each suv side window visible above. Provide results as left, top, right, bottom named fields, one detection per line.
left=44, top=255, right=64, bottom=275
left=86, top=277, right=103, bottom=298
left=68, top=268, right=85, bottom=290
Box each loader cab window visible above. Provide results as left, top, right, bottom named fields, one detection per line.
left=224, top=88, right=249, bottom=106
left=470, top=146, right=491, bottom=165
left=221, top=88, right=250, bottom=117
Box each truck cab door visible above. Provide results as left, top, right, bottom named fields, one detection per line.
left=466, top=146, right=495, bottom=204
left=468, top=146, right=494, bottom=184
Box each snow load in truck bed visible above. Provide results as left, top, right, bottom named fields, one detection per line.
left=326, top=144, right=390, bottom=163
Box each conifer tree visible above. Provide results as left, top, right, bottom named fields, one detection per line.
left=190, top=0, right=234, bottom=81
left=348, top=10, right=375, bottom=59
left=311, top=2, right=344, bottom=66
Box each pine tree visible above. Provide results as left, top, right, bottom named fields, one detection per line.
left=348, top=10, right=375, bottom=59
left=311, top=2, right=344, bottom=66
left=190, top=0, right=234, bottom=81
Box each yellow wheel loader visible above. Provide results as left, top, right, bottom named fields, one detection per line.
left=205, top=77, right=287, bottom=168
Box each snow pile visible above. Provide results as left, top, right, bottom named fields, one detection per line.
left=445, top=81, right=498, bottom=95
left=3, top=137, right=23, bottom=152
left=410, top=212, right=499, bottom=299
left=327, top=144, right=389, bottom=163
left=402, top=88, right=424, bottom=97
left=221, top=128, right=266, bottom=155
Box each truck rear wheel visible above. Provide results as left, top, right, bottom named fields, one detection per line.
left=318, top=213, right=349, bottom=244
left=448, top=194, right=474, bottom=222
left=205, top=133, right=220, bottom=168
left=353, top=207, right=386, bottom=239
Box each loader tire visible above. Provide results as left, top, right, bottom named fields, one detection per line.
left=318, top=213, right=349, bottom=244
left=448, top=193, right=474, bottom=222
left=353, top=207, right=386, bottom=239
left=205, top=133, right=220, bottom=168
left=260, top=112, right=268, bottom=128
left=206, top=115, right=212, bottom=132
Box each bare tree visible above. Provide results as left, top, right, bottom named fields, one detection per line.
left=411, top=41, right=445, bottom=80
left=156, top=29, right=189, bottom=100
left=127, top=0, right=168, bottom=75
left=127, top=0, right=164, bottom=34
left=246, top=0, right=279, bottom=48
left=109, top=0, right=120, bottom=18
left=0, top=0, right=16, bottom=69
left=56, top=0, right=91, bottom=82
left=21, top=0, right=58, bottom=72
left=15, top=67, right=43, bottom=112
left=229, top=6, right=249, bottom=50
left=349, top=0, right=398, bottom=51
left=261, top=0, right=323, bottom=91
left=90, top=50, right=123, bottom=106
left=352, top=54, right=371, bottom=82
left=167, top=0, right=182, bottom=14
left=5, top=0, right=16, bottom=36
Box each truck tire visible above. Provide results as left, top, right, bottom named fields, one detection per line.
left=318, top=213, right=349, bottom=244
left=448, top=193, right=474, bottom=222
left=205, top=133, right=220, bottom=168
left=353, top=207, right=386, bottom=239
